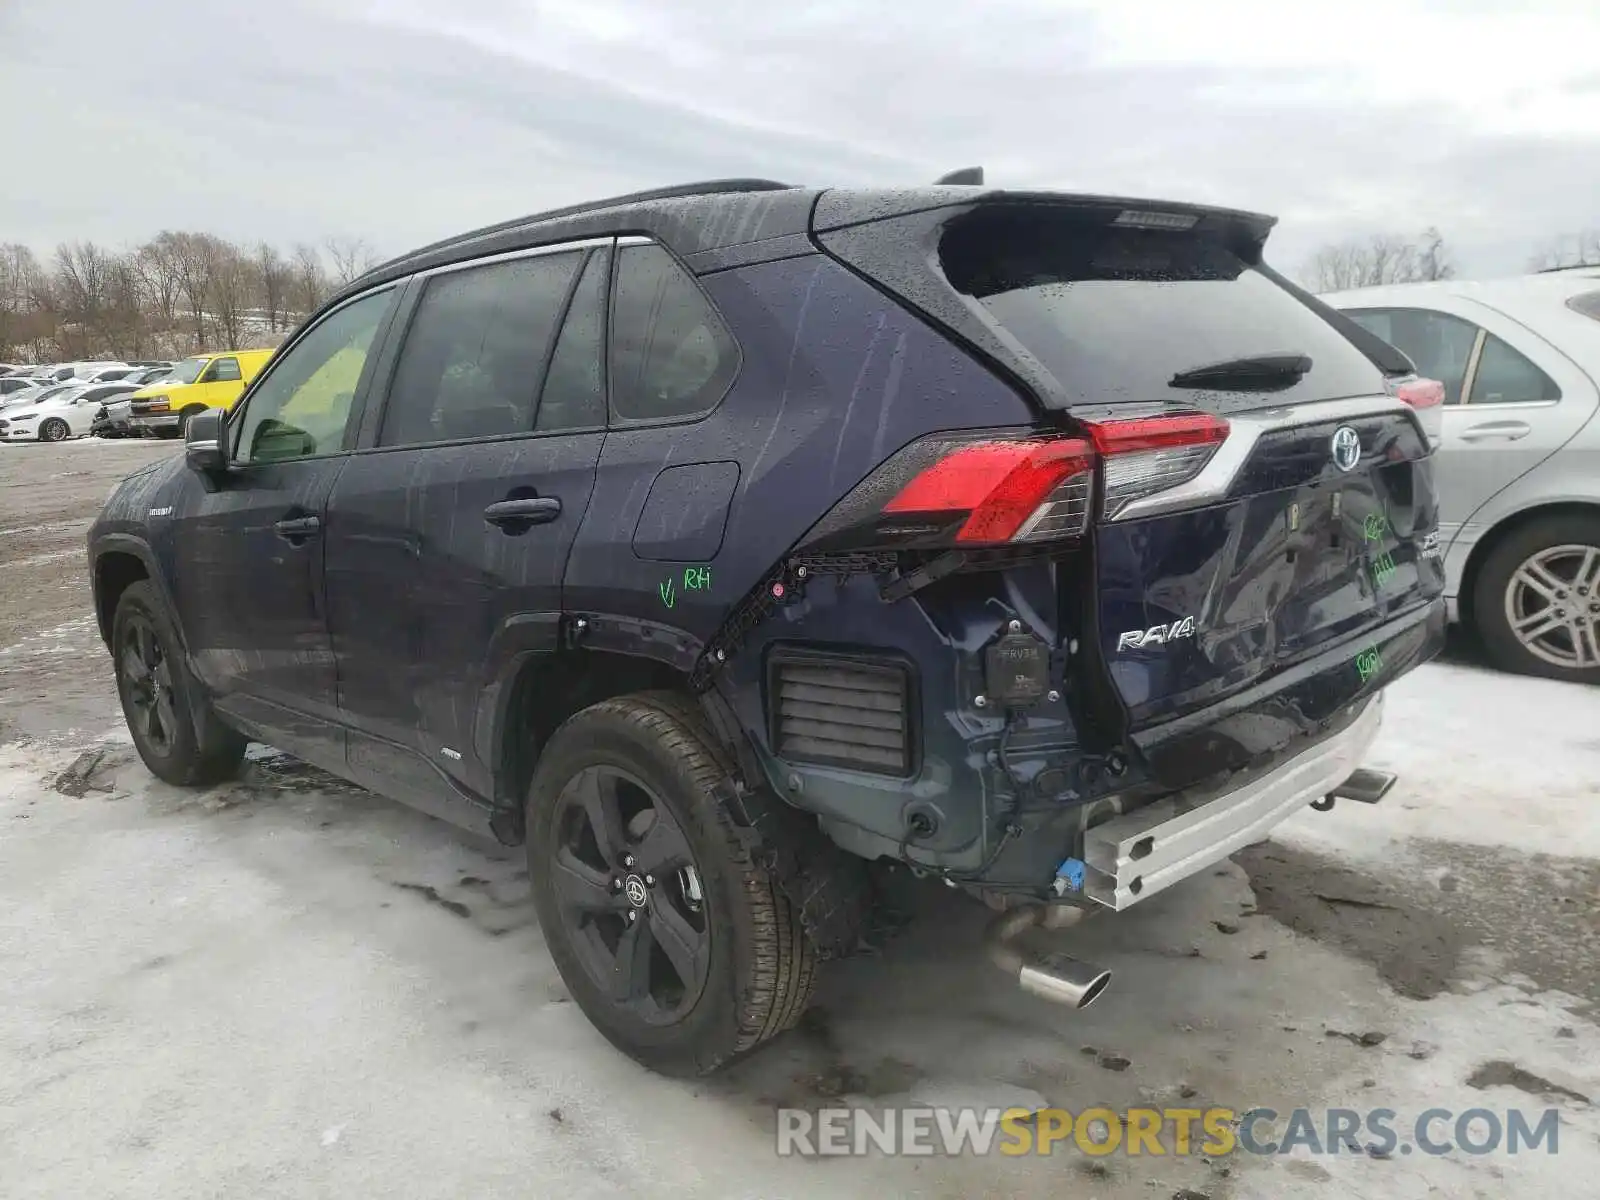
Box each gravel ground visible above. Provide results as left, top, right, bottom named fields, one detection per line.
left=1, top=439, right=1596, bottom=1199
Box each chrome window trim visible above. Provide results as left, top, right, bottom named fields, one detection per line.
left=410, top=235, right=614, bottom=282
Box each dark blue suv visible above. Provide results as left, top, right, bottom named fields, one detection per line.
left=89, top=179, right=1446, bottom=1075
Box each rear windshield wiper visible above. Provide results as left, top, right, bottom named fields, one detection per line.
left=1169, top=353, right=1312, bottom=391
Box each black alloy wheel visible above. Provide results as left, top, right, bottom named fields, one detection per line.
left=119, top=613, right=180, bottom=757
left=526, top=693, right=817, bottom=1076
left=550, top=764, right=711, bottom=1023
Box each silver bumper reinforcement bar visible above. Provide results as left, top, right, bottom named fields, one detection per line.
left=1081, top=695, right=1386, bottom=911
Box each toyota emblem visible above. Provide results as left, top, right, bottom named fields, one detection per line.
left=1330, top=426, right=1361, bottom=473
left=623, top=874, right=649, bottom=907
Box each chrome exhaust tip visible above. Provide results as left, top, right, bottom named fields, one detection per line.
left=984, top=906, right=1112, bottom=1009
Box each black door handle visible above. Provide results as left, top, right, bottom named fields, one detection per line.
left=274, top=515, right=322, bottom=540
left=483, top=497, right=561, bottom=527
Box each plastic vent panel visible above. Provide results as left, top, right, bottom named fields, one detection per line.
left=767, top=651, right=916, bottom=777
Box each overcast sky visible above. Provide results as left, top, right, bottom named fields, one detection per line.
left=4, top=0, right=1598, bottom=280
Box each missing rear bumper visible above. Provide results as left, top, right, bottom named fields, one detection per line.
left=1081, top=694, right=1386, bottom=910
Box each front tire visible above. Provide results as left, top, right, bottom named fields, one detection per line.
left=526, top=692, right=817, bottom=1076
left=1474, top=514, right=1600, bottom=684
left=112, top=581, right=247, bottom=785
left=39, top=418, right=69, bottom=442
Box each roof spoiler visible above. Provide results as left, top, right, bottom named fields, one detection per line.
left=935, top=167, right=985, bottom=186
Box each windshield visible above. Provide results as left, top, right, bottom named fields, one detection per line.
left=939, top=206, right=1383, bottom=409
left=166, top=356, right=208, bottom=385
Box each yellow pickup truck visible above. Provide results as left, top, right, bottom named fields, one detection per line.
left=128, top=349, right=274, bottom=437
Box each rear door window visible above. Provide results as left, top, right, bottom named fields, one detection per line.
left=938, top=206, right=1382, bottom=409
left=379, top=251, right=581, bottom=447
left=608, top=243, right=737, bottom=423
left=536, top=247, right=607, bottom=432
left=1468, top=334, right=1561, bottom=404
left=1344, top=308, right=1480, bottom=404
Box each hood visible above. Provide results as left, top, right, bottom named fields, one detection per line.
left=131, top=379, right=190, bottom=400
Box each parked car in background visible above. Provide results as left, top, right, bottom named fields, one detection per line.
left=0, top=382, right=125, bottom=441
left=127, top=349, right=273, bottom=436
left=0, top=382, right=75, bottom=411
left=0, top=375, right=40, bottom=398
left=92, top=384, right=158, bottom=438
left=123, top=365, right=173, bottom=387
left=1328, top=269, right=1600, bottom=682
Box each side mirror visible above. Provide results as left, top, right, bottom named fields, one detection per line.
left=185, top=407, right=229, bottom=474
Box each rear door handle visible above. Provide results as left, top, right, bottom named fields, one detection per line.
left=483, top=497, right=561, bottom=527
left=273, top=515, right=322, bottom=540
left=1459, top=420, right=1532, bottom=442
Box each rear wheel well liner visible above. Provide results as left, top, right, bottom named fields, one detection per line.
left=491, top=648, right=721, bottom=843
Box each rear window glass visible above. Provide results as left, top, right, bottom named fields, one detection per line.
left=939, top=207, right=1383, bottom=408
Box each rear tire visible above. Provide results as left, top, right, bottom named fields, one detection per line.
left=525, top=692, right=817, bottom=1076
left=39, top=418, right=69, bottom=442
left=112, top=581, right=247, bottom=785
left=1473, top=513, right=1600, bottom=684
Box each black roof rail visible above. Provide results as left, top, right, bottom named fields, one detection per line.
left=366, top=178, right=795, bottom=278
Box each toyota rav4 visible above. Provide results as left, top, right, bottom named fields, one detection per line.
left=88, top=178, right=1447, bottom=1076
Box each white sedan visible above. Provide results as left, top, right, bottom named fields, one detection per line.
left=0, top=383, right=137, bottom=442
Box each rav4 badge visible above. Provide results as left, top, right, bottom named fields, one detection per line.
left=1116, top=616, right=1197, bottom=652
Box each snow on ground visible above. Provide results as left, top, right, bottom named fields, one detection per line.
left=1280, top=657, right=1600, bottom=862
left=2, top=663, right=1596, bottom=1200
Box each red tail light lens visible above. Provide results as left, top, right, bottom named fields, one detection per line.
left=796, top=413, right=1236, bottom=554
left=1389, top=375, right=1444, bottom=448
left=883, top=438, right=1094, bottom=543
left=1395, top=378, right=1444, bottom=409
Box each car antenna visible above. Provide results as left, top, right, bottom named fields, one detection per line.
left=935, top=167, right=984, bottom=185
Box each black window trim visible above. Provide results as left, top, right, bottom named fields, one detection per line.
left=354, top=235, right=615, bottom=456
left=226, top=281, right=402, bottom=467
left=604, top=233, right=742, bottom=430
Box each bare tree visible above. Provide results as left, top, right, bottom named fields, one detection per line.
left=0, top=243, right=44, bottom=356
left=104, top=256, right=150, bottom=359
left=256, top=242, right=291, bottom=331
left=1527, top=230, right=1600, bottom=272
left=1416, top=227, right=1454, bottom=283
left=324, top=235, right=378, bottom=286
left=1303, top=229, right=1456, bottom=293
left=208, top=242, right=257, bottom=349
left=292, top=242, right=328, bottom=315
left=165, top=231, right=226, bottom=349
left=53, top=241, right=118, bottom=346
left=136, top=233, right=184, bottom=327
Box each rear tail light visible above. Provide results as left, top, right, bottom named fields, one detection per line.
left=881, top=438, right=1095, bottom=543
left=796, top=412, right=1232, bottom=554
left=1085, top=413, right=1229, bottom=521
left=1389, top=375, right=1444, bottom=449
